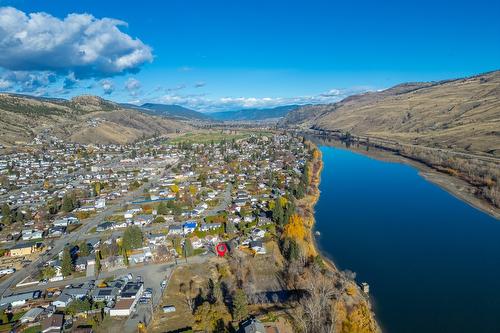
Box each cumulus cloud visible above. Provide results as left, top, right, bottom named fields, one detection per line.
left=194, top=81, right=206, bottom=88
left=0, top=6, right=153, bottom=79
left=0, top=78, right=12, bottom=90
left=154, top=87, right=372, bottom=112
left=125, top=78, right=140, bottom=91
left=0, top=70, right=56, bottom=92
left=124, top=77, right=141, bottom=96
left=100, top=79, right=114, bottom=95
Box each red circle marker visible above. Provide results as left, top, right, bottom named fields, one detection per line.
left=216, top=243, right=227, bottom=257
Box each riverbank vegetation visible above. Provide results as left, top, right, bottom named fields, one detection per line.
left=280, top=142, right=380, bottom=333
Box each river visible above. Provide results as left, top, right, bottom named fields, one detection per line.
left=314, top=144, right=500, bottom=333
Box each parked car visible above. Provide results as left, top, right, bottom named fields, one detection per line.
left=162, top=305, right=176, bottom=313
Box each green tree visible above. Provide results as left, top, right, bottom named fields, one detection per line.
left=157, top=202, right=169, bottom=215
left=61, top=246, right=73, bottom=277
left=122, top=226, right=143, bottom=251
left=41, top=266, right=56, bottom=280
left=1, top=204, right=11, bottom=224
left=283, top=237, right=301, bottom=261
left=79, top=242, right=90, bottom=257
left=231, top=289, right=248, bottom=321
left=272, top=197, right=284, bottom=225
left=66, top=298, right=92, bottom=315
left=62, top=194, right=74, bottom=213
left=122, top=247, right=129, bottom=266
left=212, top=281, right=223, bottom=304
left=184, top=238, right=194, bottom=257
left=95, top=251, right=101, bottom=275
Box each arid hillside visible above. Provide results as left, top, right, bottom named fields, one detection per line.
left=281, top=70, right=500, bottom=156
left=0, top=94, right=190, bottom=145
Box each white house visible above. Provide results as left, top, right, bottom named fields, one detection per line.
left=95, top=198, right=106, bottom=209
left=52, top=293, right=73, bottom=308
left=168, top=225, right=183, bottom=236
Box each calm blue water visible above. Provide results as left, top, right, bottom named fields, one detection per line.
left=315, top=146, right=500, bottom=333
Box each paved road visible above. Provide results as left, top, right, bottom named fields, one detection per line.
left=203, top=183, right=233, bottom=216
left=0, top=159, right=179, bottom=297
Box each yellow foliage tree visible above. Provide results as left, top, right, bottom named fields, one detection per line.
left=94, top=182, right=101, bottom=196
left=283, top=214, right=306, bottom=241
left=170, top=184, right=180, bottom=193
left=313, top=148, right=321, bottom=160
left=189, top=185, right=197, bottom=196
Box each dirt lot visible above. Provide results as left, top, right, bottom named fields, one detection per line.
left=149, top=258, right=225, bottom=332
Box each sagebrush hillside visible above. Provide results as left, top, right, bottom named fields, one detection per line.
left=281, top=71, right=500, bottom=156
left=0, top=94, right=189, bottom=145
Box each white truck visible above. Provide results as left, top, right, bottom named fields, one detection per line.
left=0, top=268, right=16, bottom=275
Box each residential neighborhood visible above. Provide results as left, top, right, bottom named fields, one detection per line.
left=0, top=132, right=311, bottom=332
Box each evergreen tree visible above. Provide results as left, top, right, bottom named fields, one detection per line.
left=272, top=197, right=284, bottom=225
left=122, top=247, right=129, bottom=266
left=122, top=226, right=143, bottom=251
left=61, top=246, right=73, bottom=277
left=62, top=194, right=74, bottom=212
left=231, top=289, right=248, bottom=321
left=79, top=242, right=90, bottom=257
left=184, top=238, right=194, bottom=257
left=157, top=202, right=169, bottom=215
left=212, top=281, right=223, bottom=304
left=1, top=203, right=11, bottom=223
left=95, top=251, right=101, bottom=274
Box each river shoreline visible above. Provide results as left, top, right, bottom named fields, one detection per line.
left=302, top=140, right=381, bottom=332
left=309, top=136, right=500, bottom=220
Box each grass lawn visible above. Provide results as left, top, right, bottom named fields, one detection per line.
left=21, top=325, right=41, bottom=333
left=169, top=130, right=264, bottom=144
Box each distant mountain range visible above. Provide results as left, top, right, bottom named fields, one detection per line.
left=133, top=103, right=212, bottom=121
left=123, top=103, right=302, bottom=122
left=210, top=105, right=302, bottom=121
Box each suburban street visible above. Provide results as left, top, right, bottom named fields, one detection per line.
left=0, top=159, right=178, bottom=297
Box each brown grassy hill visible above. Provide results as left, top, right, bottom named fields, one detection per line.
left=0, top=94, right=190, bottom=145
left=281, top=71, right=500, bottom=156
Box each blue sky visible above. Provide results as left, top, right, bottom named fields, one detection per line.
left=0, top=0, right=499, bottom=111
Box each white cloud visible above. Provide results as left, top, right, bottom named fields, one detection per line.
left=0, top=7, right=153, bottom=79
left=0, top=78, right=12, bottom=89
left=154, top=87, right=372, bottom=112
left=100, top=79, right=114, bottom=95
left=124, top=77, right=141, bottom=96
left=0, top=70, right=56, bottom=92
left=125, top=78, right=141, bottom=91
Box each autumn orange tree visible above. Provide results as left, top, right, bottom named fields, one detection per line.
left=283, top=214, right=306, bottom=241
left=313, top=148, right=321, bottom=160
